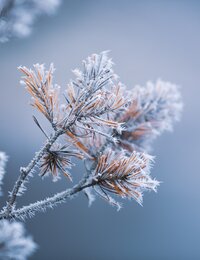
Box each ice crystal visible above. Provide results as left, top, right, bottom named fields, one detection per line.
left=84, top=187, right=96, bottom=207
left=18, top=63, right=61, bottom=127
left=119, top=79, right=183, bottom=151
left=93, top=149, right=159, bottom=205
left=40, top=143, right=83, bottom=182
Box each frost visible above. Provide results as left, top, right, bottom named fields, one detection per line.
left=0, top=52, right=182, bottom=221
left=119, top=79, right=183, bottom=151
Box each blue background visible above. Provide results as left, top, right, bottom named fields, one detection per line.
left=0, top=1, right=199, bottom=259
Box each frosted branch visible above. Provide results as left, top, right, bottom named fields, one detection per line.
left=0, top=178, right=95, bottom=220
left=5, top=129, right=63, bottom=216
left=0, top=52, right=182, bottom=223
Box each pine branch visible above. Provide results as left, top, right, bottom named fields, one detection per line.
left=0, top=52, right=182, bottom=221
left=0, top=51, right=183, bottom=260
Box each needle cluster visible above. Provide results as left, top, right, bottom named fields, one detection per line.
left=0, top=51, right=182, bottom=220
left=0, top=52, right=182, bottom=258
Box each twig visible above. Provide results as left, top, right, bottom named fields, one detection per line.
left=0, top=177, right=96, bottom=220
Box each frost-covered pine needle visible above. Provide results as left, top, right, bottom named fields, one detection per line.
left=0, top=52, right=182, bottom=221
left=119, top=79, right=183, bottom=151
left=93, top=149, right=159, bottom=206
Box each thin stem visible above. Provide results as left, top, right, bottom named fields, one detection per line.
left=0, top=178, right=96, bottom=220
left=5, top=129, right=63, bottom=216
left=76, top=124, right=115, bottom=143
left=4, top=97, right=97, bottom=216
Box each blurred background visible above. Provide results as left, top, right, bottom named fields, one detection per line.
left=0, top=0, right=199, bottom=259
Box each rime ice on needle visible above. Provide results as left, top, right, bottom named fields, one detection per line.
left=93, top=149, right=159, bottom=206
left=0, top=51, right=183, bottom=222
left=40, top=144, right=83, bottom=182
left=63, top=52, right=127, bottom=154
left=17, top=52, right=182, bottom=210
left=18, top=63, right=61, bottom=128
left=0, top=220, right=37, bottom=260
left=64, top=52, right=126, bottom=126
left=118, top=79, right=183, bottom=152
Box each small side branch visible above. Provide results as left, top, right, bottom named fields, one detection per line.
left=5, top=129, right=63, bottom=216
left=0, top=178, right=95, bottom=220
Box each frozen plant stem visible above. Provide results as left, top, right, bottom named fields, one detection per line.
left=5, top=129, right=63, bottom=217
left=0, top=177, right=95, bottom=220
